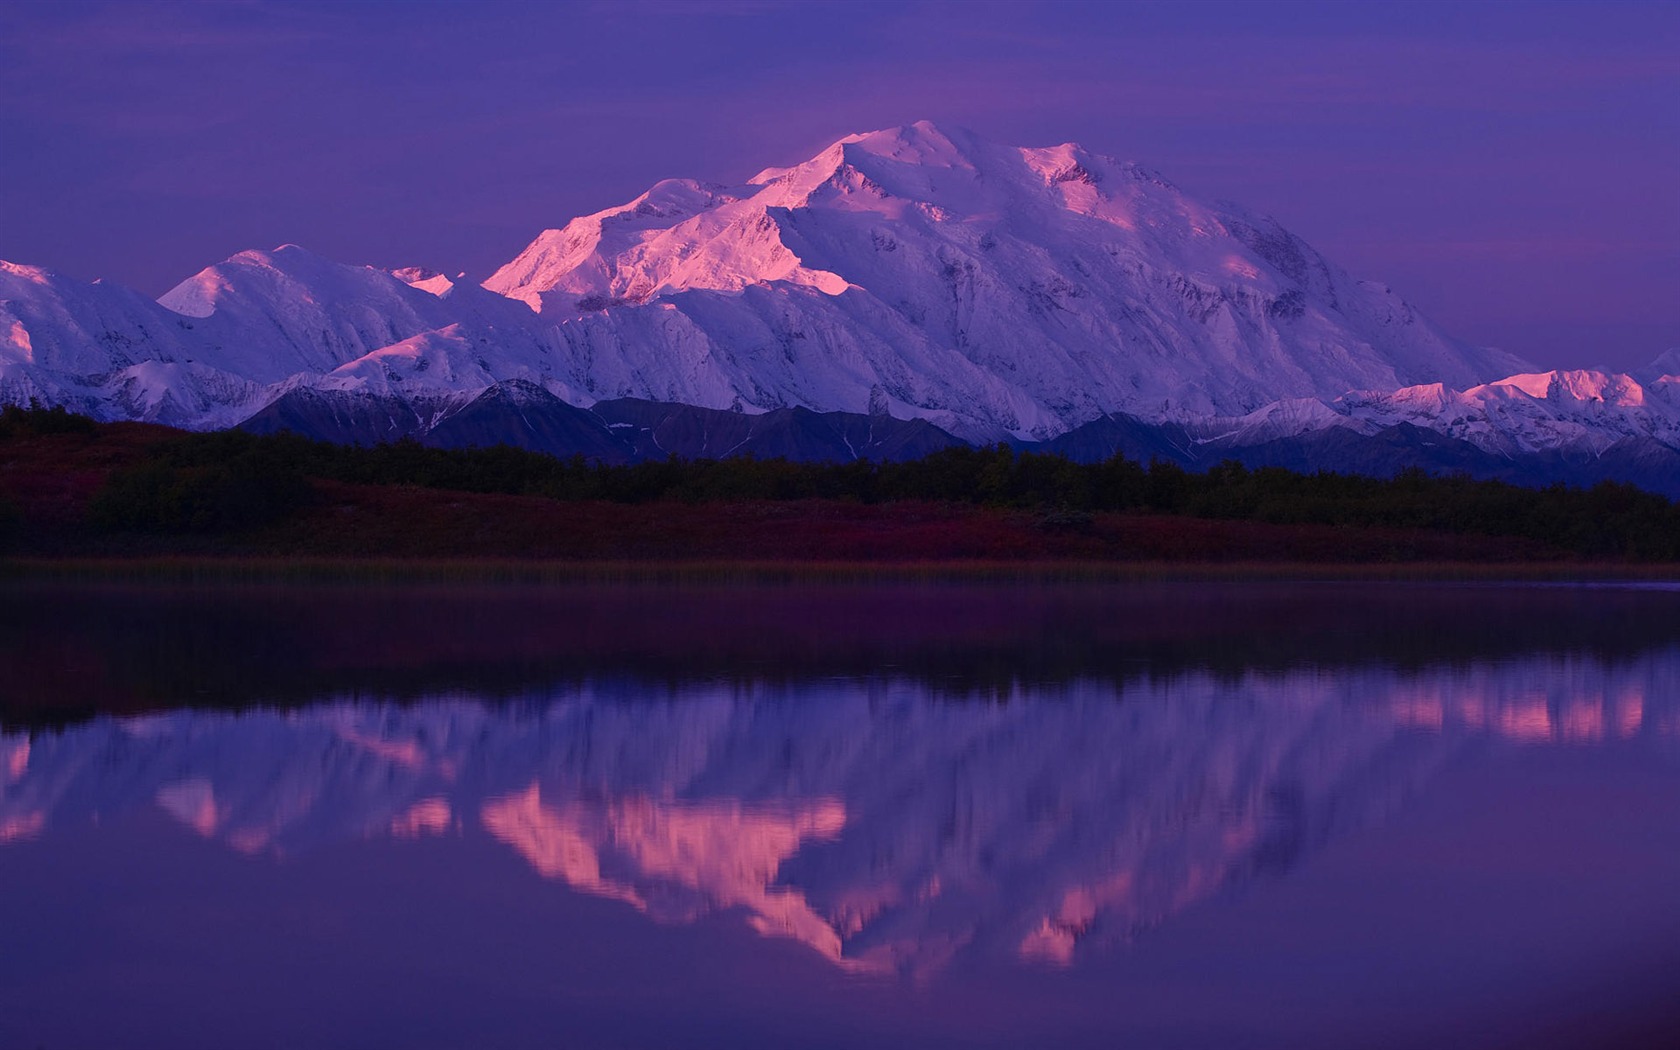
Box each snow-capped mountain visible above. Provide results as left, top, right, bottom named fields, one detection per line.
left=485, top=121, right=1525, bottom=439
left=1176, top=369, right=1680, bottom=455
left=1341, top=370, right=1680, bottom=454
left=1, top=122, right=1675, bottom=486
left=0, top=246, right=581, bottom=428
left=0, top=259, right=259, bottom=427
left=4, top=655, right=1667, bottom=974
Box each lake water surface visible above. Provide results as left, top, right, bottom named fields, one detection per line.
left=2, top=580, right=1678, bottom=1048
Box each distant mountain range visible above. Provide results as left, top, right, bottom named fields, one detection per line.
left=3, top=122, right=1676, bottom=491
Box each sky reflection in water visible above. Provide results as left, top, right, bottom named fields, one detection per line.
left=1, top=582, right=1678, bottom=1048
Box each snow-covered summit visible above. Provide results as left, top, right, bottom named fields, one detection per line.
left=1, top=122, right=1669, bottom=475
left=485, top=122, right=1526, bottom=437
left=155, top=244, right=475, bottom=382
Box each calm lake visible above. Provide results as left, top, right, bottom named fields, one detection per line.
left=2, top=579, right=1678, bottom=1048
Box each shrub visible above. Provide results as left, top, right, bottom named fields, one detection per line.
left=0, top=495, right=20, bottom=552
left=90, top=434, right=312, bottom=534
left=0, top=402, right=99, bottom=439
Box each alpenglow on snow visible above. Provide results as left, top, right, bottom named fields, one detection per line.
left=3, top=122, right=1677, bottom=482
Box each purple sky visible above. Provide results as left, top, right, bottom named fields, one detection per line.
left=2, top=0, right=1676, bottom=371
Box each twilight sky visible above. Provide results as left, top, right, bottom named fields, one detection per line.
left=1, top=0, right=1676, bottom=371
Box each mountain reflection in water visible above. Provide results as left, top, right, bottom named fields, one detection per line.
left=4, top=581, right=1680, bottom=1049
left=4, top=650, right=1674, bottom=977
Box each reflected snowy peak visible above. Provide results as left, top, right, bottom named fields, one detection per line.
left=2, top=655, right=1675, bottom=976
left=483, top=785, right=853, bottom=966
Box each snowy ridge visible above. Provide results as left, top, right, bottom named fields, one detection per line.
left=1341, top=370, right=1680, bottom=455
left=488, top=121, right=1526, bottom=438
left=1185, top=369, right=1680, bottom=457
left=0, top=122, right=1671, bottom=473
left=0, top=247, right=577, bottom=426
left=0, top=260, right=261, bottom=427
left=3, top=657, right=1671, bottom=974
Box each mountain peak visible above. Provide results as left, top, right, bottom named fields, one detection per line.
left=1634, top=348, right=1680, bottom=383
left=748, top=121, right=986, bottom=189
left=226, top=244, right=332, bottom=270
left=13, top=124, right=1634, bottom=466
left=1479, top=369, right=1646, bottom=407
left=840, top=120, right=973, bottom=163
left=474, top=123, right=1531, bottom=434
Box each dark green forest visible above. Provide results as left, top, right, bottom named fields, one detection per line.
left=4, top=404, right=1677, bottom=560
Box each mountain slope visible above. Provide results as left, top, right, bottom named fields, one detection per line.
left=0, top=260, right=260, bottom=426
left=490, top=121, right=1527, bottom=439
left=589, top=398, right=965, bottom=462
left=3, top=122, right=1672, bottom=488
left=1338, top=369, right=1680, bottom=455
left=424, top=381, right=632, bottom=463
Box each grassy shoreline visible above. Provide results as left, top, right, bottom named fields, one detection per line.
left=5, top=555, right=1680, bottom=586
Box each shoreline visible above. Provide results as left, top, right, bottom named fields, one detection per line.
left=5, top=556, right=1680, bottom=586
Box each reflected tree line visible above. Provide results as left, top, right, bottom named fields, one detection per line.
left=3, top=580, right=1679, bottom=724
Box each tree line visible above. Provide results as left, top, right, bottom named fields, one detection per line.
left=2, top=405, right=1677, bottom=559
